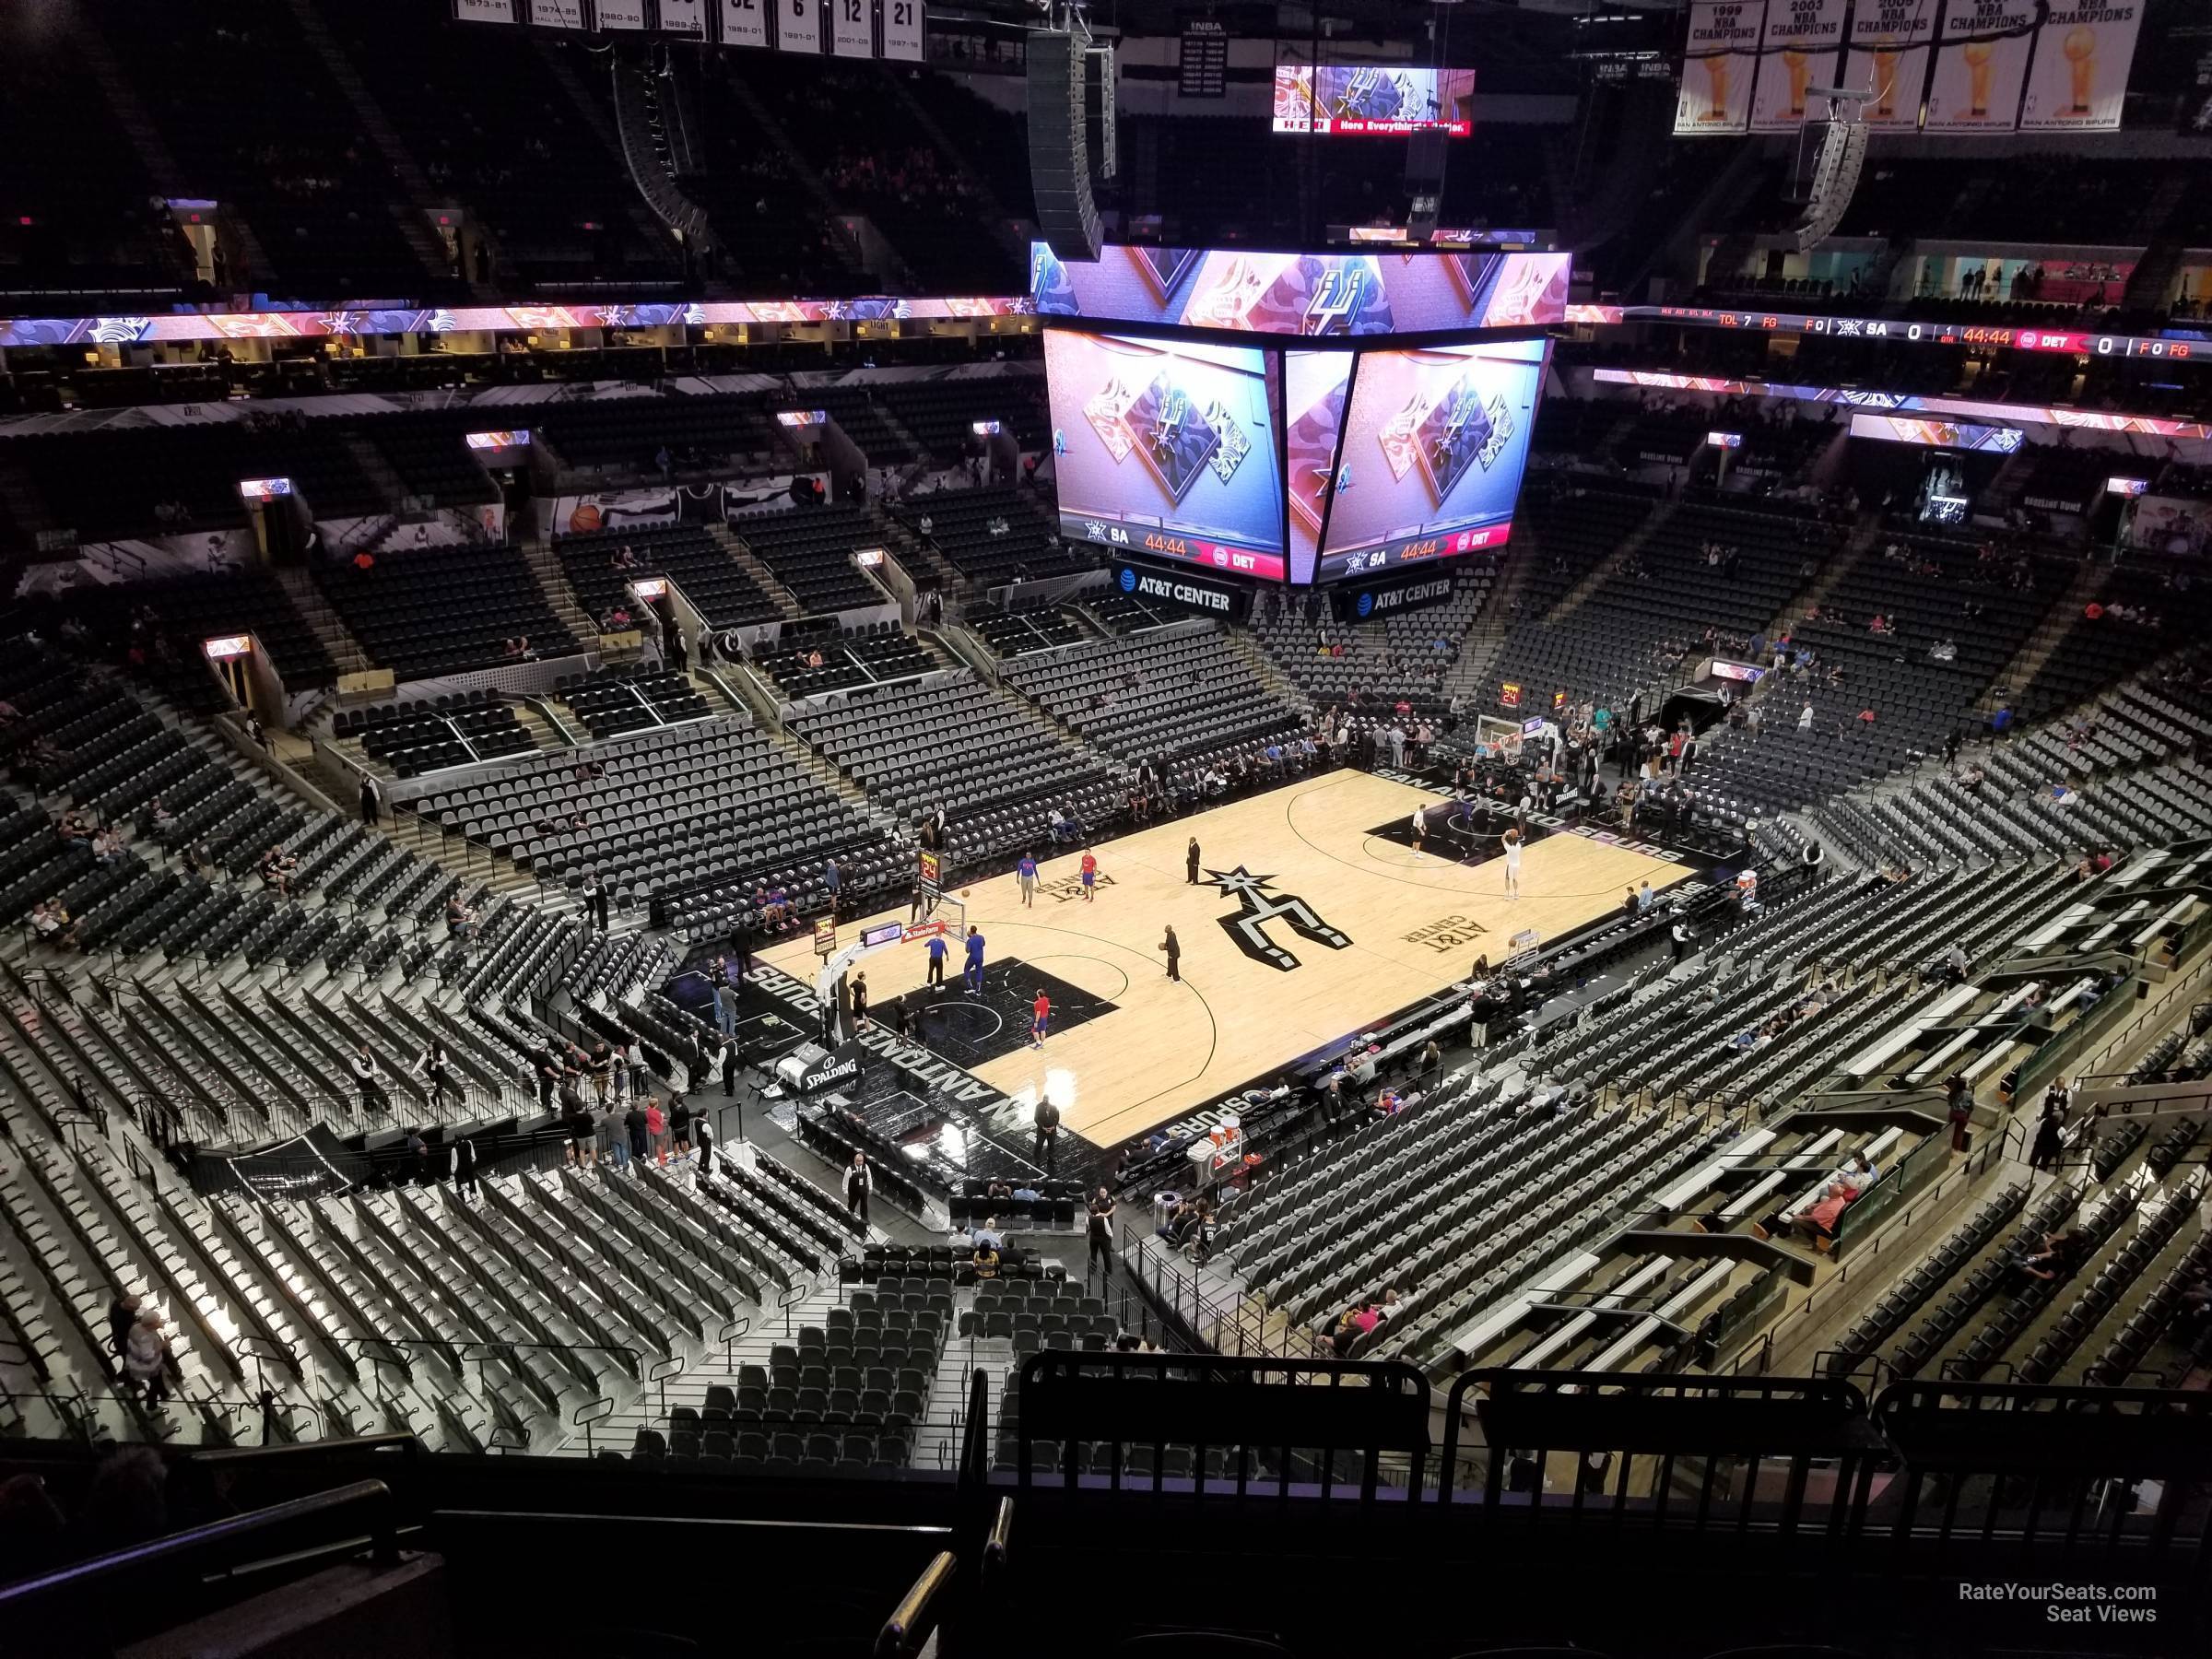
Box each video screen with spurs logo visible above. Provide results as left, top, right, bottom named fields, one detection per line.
left=1271, top=65, right=1477, bottom=135
left=1315, top=339, right=1547, bottom=583
left=1045, top=330, right=1288, bottom=582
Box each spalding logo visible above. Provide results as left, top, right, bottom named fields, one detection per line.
left=1119, top=568, right=1137, bottom=592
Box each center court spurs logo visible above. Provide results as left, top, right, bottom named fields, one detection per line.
left=1204, top=865, right=1351, bottom=971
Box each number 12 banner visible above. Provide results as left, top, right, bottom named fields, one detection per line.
left=830, top=0, right=872, bottom=56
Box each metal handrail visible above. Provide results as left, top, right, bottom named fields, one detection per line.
left=0, top=1478, right=397, bottom=1613
left=874, top=1549, right=956, bottom=1659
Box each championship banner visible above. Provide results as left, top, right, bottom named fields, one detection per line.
left=1750, top=0, right=1849, bottom=131
left=2018, top=2, right=2143, bottom=131
left=777, top=0, right=824, bottom=53
left=1924, top=0, right=2038, bottom=131
left=1675, top=1, right=1768, bottom=135
left=1841, top=0, right=1939, bottom=127
left=722, top=0, right=771, bottom=48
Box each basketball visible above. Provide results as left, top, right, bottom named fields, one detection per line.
left=963, top=888, right=972, bottom=898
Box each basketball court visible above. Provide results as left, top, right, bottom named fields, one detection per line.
left=759, top=769, right=1691, bottom=1147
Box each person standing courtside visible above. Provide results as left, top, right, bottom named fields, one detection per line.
left=1016, top=850, right=1038, bottom=908
left=1159, top=924, right=1181, bottom=982
left=1087, top=1186, right=1117, bottom=1279
left=1186, top=836, right=1201, bottom=884
left=1033, top=1095, right=1061, bottom=1171
left=844, top=1151, right=873, bottom=1227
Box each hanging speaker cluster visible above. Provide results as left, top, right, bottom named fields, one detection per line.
left=1027, top=29, right=1101, bottom=263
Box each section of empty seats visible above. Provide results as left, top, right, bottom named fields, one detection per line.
left=314, top=544, right=578, bottom=680
left=335, top=691, right=535, bottom=778
left=733, top=505, right=891, bottom=615
left=537, top=396, right=783, bottom=477
left=2011, top=562, right=2204, bottom=724
left=555, top=524, right=782, bottom=631
left=333, top=0, right=682, bottom=292
left=558, top=666, right=711, bottom=740
left=1250, top=565, right=1497, bottom=714
left=791, top=677, right=1118, bottom=857
left=875, top=377, right=1049, bottom=464
left=1003, top=629, right=1309, bottom=766
left=960, top=603, right=1087, bottom=658
left=894, top=488, right=1087, bottom=585
left=29, top=570, right=336, bottom=692
left=93, top=0, right=429, bottom=298
left=414, top=718, right=900, bottom=935
left=754, top=620, right=934, bottom=700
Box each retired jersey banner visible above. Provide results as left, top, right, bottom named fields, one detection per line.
left=2018, top=2, right=2143, bottom=130
left=1676, top=1, right=1768, bottom=134
left=597, top=0, right=649, bottom=27
left=776, top=0, right=823, bottom=53
left=453, top=0, right=519, bottom=21
left=880, top=0, right=923, bottom=60
left=1925, top=0, right=2038, bottom=130
left=1750, top=0, right=1849, bottom=130
left=529, top=0, right=586, bottom=25
left=1842, top=0, right=1940, bottom=127
left=829, top=0, right=873, bottom=56
left=721, top=0, right=771, bottom=47
left=658, top=0, right=706, bottom=35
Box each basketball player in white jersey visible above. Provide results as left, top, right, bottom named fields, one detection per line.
left=1501, top=828, right=1524, bottom=900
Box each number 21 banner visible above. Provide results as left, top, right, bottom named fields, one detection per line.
left=2018, top=2, right=2143, bottom=131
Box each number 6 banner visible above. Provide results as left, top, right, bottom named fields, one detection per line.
left=777, top=0, right=822, bottom=53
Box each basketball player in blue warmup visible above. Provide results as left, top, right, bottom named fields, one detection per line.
left=964, top=924, right=986, bottom=995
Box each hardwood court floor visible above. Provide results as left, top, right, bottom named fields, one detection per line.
left=761, top=770, right=1689, bottom=1147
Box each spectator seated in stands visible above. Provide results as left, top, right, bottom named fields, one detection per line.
left=29, top=899, right=78, bottom=949
left=2018, top=1228, right=2091, bottom=1284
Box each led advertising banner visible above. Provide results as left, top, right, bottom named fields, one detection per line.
left=880, top=0, right=922, bottom=59
left=2130, top=496, right=2212, bottom=556
left=1571, top=307, right=2206, bottom=364
left=1750, top=0, right=1850, bottom=131
left=1271, top=65, right=1478, bottom=135
left=1284, top=351, right=1355, bottom=585
left=1842, top=0, right=1941, bottom=127
left=0, top=294, right=1030, bottom=350
left=1925, top=0, right=2039, bottom=131
left=721, top=0, right=771, bottom=48
left=1030, top=242, right=1571, bottom=335
left=1588, top=367, right=2212, bottom=439
left=1315, top=339, right=1547, bottom=583
left=1849, top=411, right=2024, bottom=452
left=830, top=0, right=873, bottom=57
left=1675, top=1, right=1769, bottom=135
left=1046, top=331, right=1288, bottom=582
left=2018, top=2, right=2143, bottom=130
left=777, top=0, right=823, bottom=53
